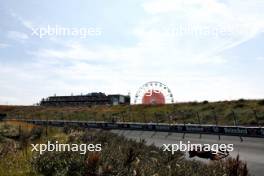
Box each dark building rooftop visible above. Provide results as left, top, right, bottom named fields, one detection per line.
left=40, top=92, right=130, bottom=106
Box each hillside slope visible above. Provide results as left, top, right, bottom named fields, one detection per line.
left=1, top=99, right=264, bottom=126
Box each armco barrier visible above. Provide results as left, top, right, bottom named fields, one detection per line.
left=6, top=119, right=264, bottom=138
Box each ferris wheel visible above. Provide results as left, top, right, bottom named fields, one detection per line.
left=134, top=81, right=174, bottom=104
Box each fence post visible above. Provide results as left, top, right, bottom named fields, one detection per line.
left=231, top=110, right=243, bottom=142
left=168, top=112, right=171, bottom=125
left=213, top=110, right=220, bottom=140
left=45, top=116, right=48, bottom=137
left=182, top=111, right=186, bottom=139
left=196, top=112, right=202, bottom=139
left=128, top=106, right=131, bottom=122
left=122, top=111, right=125, bottom=122
left=253, top=110, right=260, bottom=127
left=155, top=112, right=158, bottom=125
left=143, top=111, right=146, bottom=123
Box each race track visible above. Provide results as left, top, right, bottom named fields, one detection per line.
left=111, top=130, right=264, bottom=176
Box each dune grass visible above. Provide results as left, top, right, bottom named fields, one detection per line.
left=1, top=99, right=264, bottom=126
left=0, top=122, right=250, bottom=176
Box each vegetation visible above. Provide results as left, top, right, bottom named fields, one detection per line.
left=1, top=99, right=264, bottom=125
left=0, top=122, right=250, bottom=176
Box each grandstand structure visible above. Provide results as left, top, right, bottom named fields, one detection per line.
left=40, top=92, right=130, bottom=106
left=0, top=113, right=7, bottom=120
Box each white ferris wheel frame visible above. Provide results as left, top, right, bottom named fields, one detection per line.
left=134, top=81, right=174, bottom=104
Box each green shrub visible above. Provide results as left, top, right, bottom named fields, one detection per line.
left=234, top=103, right=245, bottom=108
left=30, top=127, right=43, bottom=140
left=29, top=129, right=251, bottom=176
left=202, top=100, right=209, bottom=104
left=32, top=151, right=85, bottom=176
left=258, top=100, right=264, bottom=106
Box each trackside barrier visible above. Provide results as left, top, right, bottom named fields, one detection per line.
left=6, top=119, right=264, bottom=138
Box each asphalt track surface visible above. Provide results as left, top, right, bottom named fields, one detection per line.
left=111, top=130, right=264, bottom=176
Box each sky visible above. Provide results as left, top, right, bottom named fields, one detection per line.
left=0, top=0, right=263, bottom=105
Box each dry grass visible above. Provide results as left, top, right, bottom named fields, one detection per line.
left=1, top=99, right=264, bottom=125
left=0, top=123, right=251, bottom=176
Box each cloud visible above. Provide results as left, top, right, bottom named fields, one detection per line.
left=30, top=44, right=113, bottom=62
left=10, top=10, right=35, bottom=29
left=0, top=43, right=10, bottom=48
left=7, top=31, right=29, bottom=41
left=256, top=56, right=264, bottom=61
left=142, top=0, right=229, bottom=15
left=1, top=1, right=264, bottom=104
left=140, top=0, right=264, bottom=58
left=0, top=95, right=19, bottom=105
